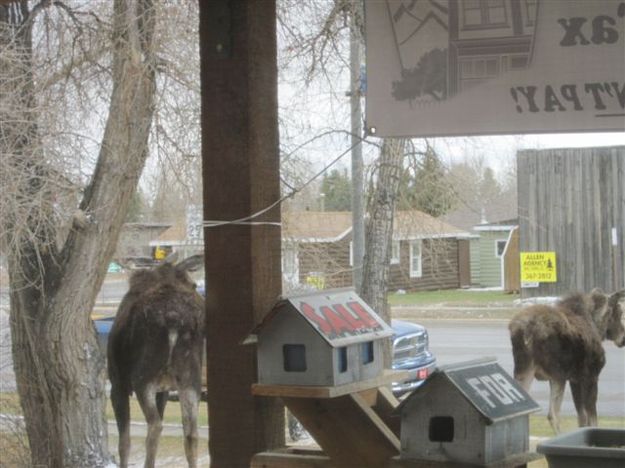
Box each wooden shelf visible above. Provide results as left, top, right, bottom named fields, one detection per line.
left=252, top=370, right=408, bottom=398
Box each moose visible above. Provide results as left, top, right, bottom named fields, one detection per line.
left=108, top=254, right=205, bottom=468
left=509, top=288, right=625, bottom=433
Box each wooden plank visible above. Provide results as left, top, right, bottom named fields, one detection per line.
left=372, top=386, right=402, bottom=437
left=251, top=449, right=542, bottom=468
left=252, top=370, right=407, bottom=398
left=283, top=392, right=400, bottom=467
left=251, top=448, right=334, bottom=468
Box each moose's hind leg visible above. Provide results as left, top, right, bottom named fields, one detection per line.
left=137, top=385, right=164, bottom=468
left=110, top=384, right=131, bottom=468
left=547, top=379, right=566, bottom=434
left=510, top=331, right=535, bottom=391
left=569, top=380, right=589, bottom=427
left=179, top=388, right=199, bottom=468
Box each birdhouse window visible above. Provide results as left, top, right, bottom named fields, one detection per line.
left=283, top=344, right=307, bottom=372
left=362, top=341, right=374, bottom=364
left=338, top=347, right=348, bottom=373
left=429, top=416, right=454, bottom=443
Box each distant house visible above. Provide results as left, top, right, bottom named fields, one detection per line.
left=470, top=219, right=517, bottom=288
left=149, top=219, right=203, bottom=259
left=114, top=222, right=171, bottom=264
left=282, top=211, right=471, bottom=292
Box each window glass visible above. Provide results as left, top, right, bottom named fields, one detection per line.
left=391, top=240, right=400, bottom=264
left=496, top=239, right=507, bottom=257
left=410, top=240, right=422, bottom=278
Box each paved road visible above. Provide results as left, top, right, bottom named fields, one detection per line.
left=412, top=319, right=625, bottom=418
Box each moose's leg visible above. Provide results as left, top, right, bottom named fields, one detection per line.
left=137, top=385, right=163, bottom=468
left=547, top=379, right=565, bottom=434
left=510, top=331, right=535, bottom=391
left=179, top=388, right=199, bottom=468
left=569, top=380, right=589, bottom=427
left=156, top=391, right=169, bottom=419
left=110, top=384, right=131, bottom=468
left=584, top=378, right=600, bottom=427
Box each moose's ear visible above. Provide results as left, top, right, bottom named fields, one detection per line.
left=608, top=290, right=625, bottom=308
left=589, top=288, right=607, bottom=310
left=164, top=251, right=180, bottom=264
left=176, top=254, right=204, bottom=272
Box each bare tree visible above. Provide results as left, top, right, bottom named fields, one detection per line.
left=361, top=138, right=406, bottom=364
left=1, top=0, right=157, bottom=464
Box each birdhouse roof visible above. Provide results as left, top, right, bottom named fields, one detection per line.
left=398, top=358, right=540, bottom=423
left=248, top=288, right=394, bottom=348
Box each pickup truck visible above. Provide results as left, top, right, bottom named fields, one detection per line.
left=94, top=316, right=435, bottom=397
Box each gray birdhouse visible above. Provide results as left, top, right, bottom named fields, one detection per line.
left=246, top=289, right=393, bottom=387
left=398, top=358, right=540, bottom=466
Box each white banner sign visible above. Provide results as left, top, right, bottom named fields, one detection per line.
left=365, top=0, right=625, bottom=137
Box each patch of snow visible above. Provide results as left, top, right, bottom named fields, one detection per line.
left=462, top=287, right=504, bottom=292
left=514, top=296, right=560, bottom=306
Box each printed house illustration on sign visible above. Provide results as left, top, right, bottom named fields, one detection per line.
left=247, top=289, right=394, bottom=387
left=398, top=358, right=540, bottom=466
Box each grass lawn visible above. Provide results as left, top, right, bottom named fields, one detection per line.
left=388, top=289, right=519, bottom=307
left=0, top=392, right=209, bottom=427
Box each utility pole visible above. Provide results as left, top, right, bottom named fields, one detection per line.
left=350, top=2, right=365, bottom=292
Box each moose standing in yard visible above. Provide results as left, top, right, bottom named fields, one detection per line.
left=509, top=288, right=625, bottom=434
left=108, top=254, right=205, bottom=468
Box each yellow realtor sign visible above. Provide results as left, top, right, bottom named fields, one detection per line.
left=520, top=252, right=557, bottom=283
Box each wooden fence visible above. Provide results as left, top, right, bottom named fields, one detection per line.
left=517, top=146, right=625, bottom=298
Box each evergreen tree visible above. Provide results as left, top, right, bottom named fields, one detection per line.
left=320, top=168, right=352, bottom=211
left=399, top=148, right=455, bottom=217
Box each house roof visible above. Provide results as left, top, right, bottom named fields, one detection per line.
left=282, top=211, right=353, bottom=242
left=397, top=358, right=540, bottom=423
left=282, top=210, right=470, bottom=242
left=473, top=218, right=518, bottom=232
left=247, top=288, right=394, bottom=348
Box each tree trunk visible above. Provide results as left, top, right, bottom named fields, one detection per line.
left=1, top=1, right=157, bottom=465
left=361, top=138, right=406, bottom=366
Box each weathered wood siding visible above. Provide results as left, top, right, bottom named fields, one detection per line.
left=297, top=237, right=461, bottom=292
left=389, top=239, right=460, bottom=292
left=518, top=147, right=625, bottom=298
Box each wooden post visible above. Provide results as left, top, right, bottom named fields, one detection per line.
left=199, top=1, right=284, bottom=465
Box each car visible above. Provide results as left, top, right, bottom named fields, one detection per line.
left=390, top=319, right=436, bottom=396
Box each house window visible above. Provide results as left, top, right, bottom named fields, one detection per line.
left=459, top=56, right=500, bottom=91
left=338, top=347, right=348, bottom=373
left=524, top=0, right=537, bottom=26
left=463, top=0, right=508, bottom=28
left=390, top=241, right=400, bottom=265
left=362, top=341, right=374, bottom=365
left=283, top=344, right=307, bottom=372
left=409, top=240, right=422, bottom=278
left=281, top=243, right=299, bottom=285
left=349, top=241, right=353, bottom=266
left=495, top=239, right=507, bottom=258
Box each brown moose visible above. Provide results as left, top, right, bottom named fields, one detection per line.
left=509, top=288, right=625, bottom=433
left=108, top=255, right=205, bottom=468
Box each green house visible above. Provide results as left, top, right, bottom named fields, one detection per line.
left=471, top=220, right=517, bottom=288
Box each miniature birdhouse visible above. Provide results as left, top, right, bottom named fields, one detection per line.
left=247, top=289, right=393, bottom=387
left=398, top=358, right=540, bottom=466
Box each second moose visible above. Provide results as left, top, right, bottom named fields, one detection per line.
left=108, top=255, right=205, bottom=468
